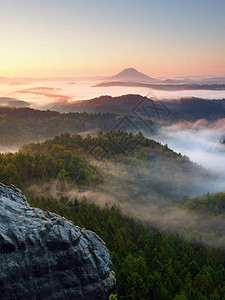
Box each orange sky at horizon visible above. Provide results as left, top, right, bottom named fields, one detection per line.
left=1, top=43, right=224, bottom=79
left=1, top=62, right=225, bottom=79
left=1, top=1, right=225, bottom=79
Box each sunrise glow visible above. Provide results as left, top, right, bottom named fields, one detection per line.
left=1, top=0, right=224, bottom=78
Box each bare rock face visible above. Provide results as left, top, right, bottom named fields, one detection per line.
left=0, top=183, right=115, bottom=299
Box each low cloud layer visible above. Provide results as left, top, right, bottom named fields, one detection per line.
left=151, top=120, right=225, bottom=194
left=16, top=87, right=73, bottom=104
left=27, top=178, right=225, bottom=250
left=153, top=120, right=225, bottom=172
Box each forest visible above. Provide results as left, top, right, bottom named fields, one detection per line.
left=0, top=107, right=155, bottom=147
left=0, top=132, right=211, bottom=202
left=0, top=131, right=225, bottom=299
left=1, top=1, right=225, bottom=299
left=47, top=94, right=225, bottom=121
left=28, top=195, right=225, bottom=300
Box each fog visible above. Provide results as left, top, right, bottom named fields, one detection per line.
left=1, top=78, right=225, bottom=248
left=21, top=117, right=225, bottom=249
left=1, top=80, right=225, bottom=111
left=152, top=120, right=225, bottom=194
left=27, top=173, right=225, bottom=249
left=25, top=120, right=225, bottom=249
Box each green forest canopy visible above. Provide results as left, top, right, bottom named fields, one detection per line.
left=28, top=196, right=225, bottom=300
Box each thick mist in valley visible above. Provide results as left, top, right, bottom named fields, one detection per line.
left=152, top=120, right=225, bottom=194
left=1, top=91, right=225, bottom=249
left=25, top=120, right=225, bottom=250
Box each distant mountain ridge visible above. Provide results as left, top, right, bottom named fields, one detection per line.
left=97, top=68, right=225, bottom=87
left=110, top=68, right=159, bottom=83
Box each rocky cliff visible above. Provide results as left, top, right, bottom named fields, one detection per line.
left=0, top=182, right=115, bottom=299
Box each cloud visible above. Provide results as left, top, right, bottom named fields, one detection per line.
left=151, top=120, right=225, bottom=194
left=94, top=81, right=225, bottom=91
left=26, top=178, right=225, bottom=249
left=16, top=87, right=73, bottom=103
left=123, top=202, right=225, bottom=249
left=9, top=82, right=32, bottom=86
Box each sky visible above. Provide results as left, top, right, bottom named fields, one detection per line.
left=0, top=0, right=225, bottom=78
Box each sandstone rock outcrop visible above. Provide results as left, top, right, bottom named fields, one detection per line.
left=0, top=182, right=115, bottom=299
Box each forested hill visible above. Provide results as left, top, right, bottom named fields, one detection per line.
left=164, top=98, right=225, bottom=121
left=0, top=107, right=117, bottom=146
left=1, top=132, right=225, bottom=298
left=2, top=96, right=223, bottom=148
left=48, top=94, right=225, bottom=121
left=0, top=106, right=155, bottom=147
left=0, top=131, right=210, bottom=202
left=19, top=131, right=193, bottom=163
left=49, top=94, right=151, bottom=113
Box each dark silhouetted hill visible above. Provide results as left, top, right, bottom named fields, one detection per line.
left=110, top=68, right=159, bottom=83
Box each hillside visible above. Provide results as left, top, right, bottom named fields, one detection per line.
left=49, top=94, right=225, bottom=121
left=165, top=97, right=225, bottom=120
left=49, top=94, right=150, bottom=113
left=0, top=107, right=118, bottom=147
left=27, top=194, right=225, bottom=300
left=16, top=132, right=210, bottom=202
left=4, top=95, right=224, bottom=125
left=0, top=106, right=156, bottom=148
left=1, top=132, right=225, bottom=299
left=151, top=192, right=225, bottom=250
